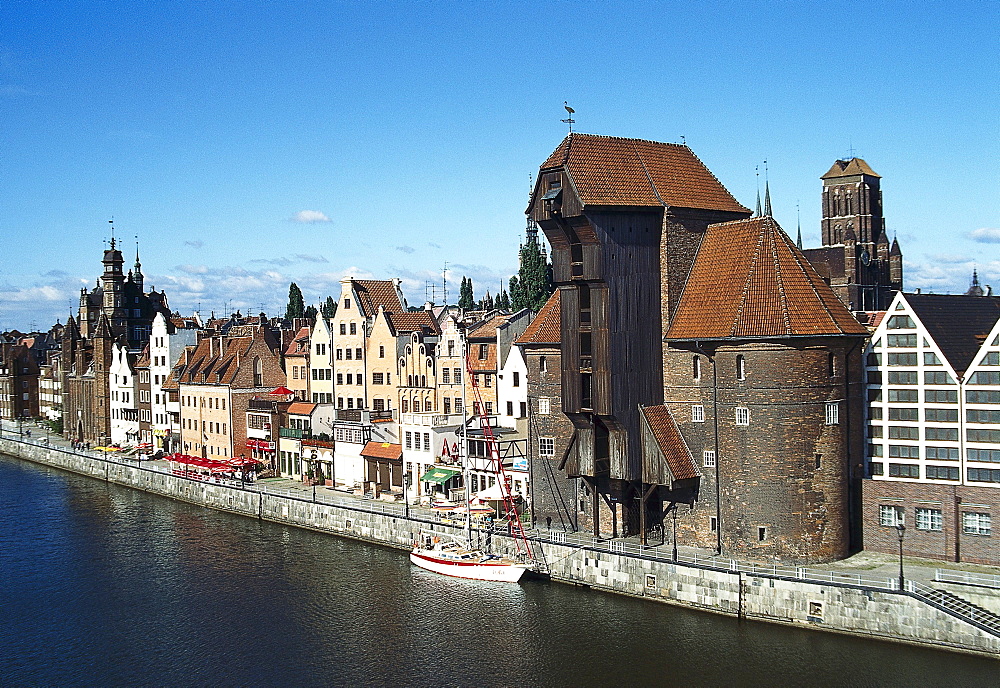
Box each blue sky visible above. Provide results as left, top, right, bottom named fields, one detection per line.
left=1, top=1, right=997, bottom=331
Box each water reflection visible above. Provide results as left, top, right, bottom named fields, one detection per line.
left=0, top=455, right=995, bottom=687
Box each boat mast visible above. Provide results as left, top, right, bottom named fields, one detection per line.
left=461, top=324, right=472, bottom=546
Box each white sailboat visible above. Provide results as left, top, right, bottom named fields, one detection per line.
left=409, top=324, right=535, bottom=583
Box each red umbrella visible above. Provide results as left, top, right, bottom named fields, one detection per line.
left=270, top=386, right=293, bottom=396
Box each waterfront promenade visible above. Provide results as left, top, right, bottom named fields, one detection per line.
left=3, top=420, right=1000, bottom=657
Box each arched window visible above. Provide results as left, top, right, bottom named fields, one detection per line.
left=692, top=355, right=701, bottom=380
left=539, top=356, right=547, bottom=373
left=736, top=355, right=746, bottom=381
left=828, top=352, right=836, bottom=377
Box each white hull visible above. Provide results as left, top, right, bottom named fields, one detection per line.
left=410, top=549, right=528, bottom=583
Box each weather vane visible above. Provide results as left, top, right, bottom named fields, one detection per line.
left=561, top=101, right=575, bottom=133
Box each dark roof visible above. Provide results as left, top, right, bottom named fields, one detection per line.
left=821, top=158, right=881, bottom=179
left=666, top=216, right=869, bottom=340
left=640, top=405, right=698, bottom=482
left=905, top=294, right=1000, bottom=375
left=516, top=289, right=561, bottom=345
left=539, top=133, right=748, bottom=213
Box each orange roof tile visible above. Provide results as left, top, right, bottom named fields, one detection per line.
left=516, top=290, right=561, bottom=345
left=539, top=133, right=748, bottom=213
left=283, top=327, right=310, bottom=356
left=386, top=311, right=441, bottom=335
left=360, top=441, right=402, bottom=460
left=467, top=313, right=509, bottom=340
left=640, top=405, right=698, bottom=481
left=288, top=402, right=316, bottom=416
left=354, top=280, right=403, bottom=316
left=666, top=217, right=869, bottom=340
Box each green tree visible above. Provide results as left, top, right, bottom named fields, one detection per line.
left=509, top=275, right=525, bottom=311
left=303, top=304, right=318, bottom=322
left=321, top=296, right=338, bottom=319
left=498, top=288, right=510, bottom=311
left=285, top=282, right=305, bottom=320
left=518, top=227, right=554, bottom=311
left=459, top=277, right=475, bottom=309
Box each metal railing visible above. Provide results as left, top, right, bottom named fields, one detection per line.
left=935, top=569, right=1000, bottom=590
left=3, top=428, right=999, bottom=638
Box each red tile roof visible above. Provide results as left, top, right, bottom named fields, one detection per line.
left=540, top=133, right=748, bottom=213
left=467, top=313, right=509, bottom=340
left=287, top=402, right=316, bottom=416
left=354, top=280, right=403, bottom=316
left=283, top=327, right=311, bottom=356
left=640, top=405, right=698, bottom=481
left=516, top=290, right=561, bottom=345
left=360, top=441, right=402, bottom=461
left=386, top=311, right=441, bottom=335
left=666, top=216, right=869, bottom=340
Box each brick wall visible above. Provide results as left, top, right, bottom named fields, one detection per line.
left=663, top=338, right=865, bottom=564
left=862, top=479, right=998, bottom=565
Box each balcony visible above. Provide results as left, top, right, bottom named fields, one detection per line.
left=280, top=427, right=313, bottom=439
left=400, top=412, right=465, bottom=428
left=249, top=398, right=279, bottom=411
left=335, top=409, right=396, bottom=424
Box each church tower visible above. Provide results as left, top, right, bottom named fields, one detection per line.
left=101, top=238, right=128, bottom=335
left=802, top=157, right=902, bottom=311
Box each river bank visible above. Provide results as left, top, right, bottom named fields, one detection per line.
left=3, top=434, right=998, bottom=659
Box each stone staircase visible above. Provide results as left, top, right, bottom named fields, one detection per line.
left=920, top=588, right=1000, bottom=636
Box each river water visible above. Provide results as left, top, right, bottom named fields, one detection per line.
left=1, top=454, right=995, bottom=687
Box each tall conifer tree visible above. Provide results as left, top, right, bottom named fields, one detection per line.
left=285, top=282, right=305, bottom=320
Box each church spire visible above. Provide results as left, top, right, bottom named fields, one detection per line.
left=764, top=180, right=773, bottom=218
left=753, top=165, right=762, bottom=217
left=796, top=202, right=803, bottom=249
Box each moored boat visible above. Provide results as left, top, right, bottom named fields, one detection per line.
left=410, top=537, right=529, bottom=583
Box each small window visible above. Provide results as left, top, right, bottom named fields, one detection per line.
left=344, top=298, right=350, bottom=309
left=736, top=355, right=746, bottom=381
left=879, top=505, right=904, bottom=527
left=825, top=402, right=839, bottom=425
left=340, top=324, right=346, bottom=335
left=539, top=356, right=547, bottom=373
left=379, top=346, right=385, bottom=358
left=506, top=401, right=514, bottom=416
left=539, top=397, right=550, bottom=415
left=703, top=450, right=716, bottom=467
left=539, top=437, right=555, bottom=457
left=513, top=371, right=520, bottom=387
left=350, top=322, right=357, bottom=335
left=710, top=517, right=718, bottom=532
left=962, top=512, right=991, bottom=536
left=757, top=527, right=767, bottom=542
left=692, top=405, right=705, bottom=423
left=692, top=356, right=701, bottom=380
left=479, top=344, right=488, bottom=360
left=915, top=508, right=943, bottom=532
left=735, top=407, right=749, bottom=426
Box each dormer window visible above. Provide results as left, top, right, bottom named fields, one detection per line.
left=344, top=298, right=351, bottom=310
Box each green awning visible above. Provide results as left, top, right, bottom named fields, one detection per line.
left=420, top=466, right=461, bottom=484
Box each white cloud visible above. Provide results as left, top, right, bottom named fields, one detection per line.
left=291, top=210, right=332, bottom=224
left=969, top=227, right=1000, bottom=244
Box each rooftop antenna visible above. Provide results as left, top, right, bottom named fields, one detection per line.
left=561, top=101, right=575, bottom=134
left=443, top=261, right=448, bottom=306
left=847, top=140, right=856, bottom=159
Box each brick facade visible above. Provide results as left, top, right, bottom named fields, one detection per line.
left=862, top=479, right=998, bottom=565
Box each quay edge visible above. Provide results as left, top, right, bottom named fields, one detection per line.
left=3, top=437, right=998, bottom=660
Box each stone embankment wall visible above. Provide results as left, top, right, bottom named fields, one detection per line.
left=5, top=438, right=999, bottom=658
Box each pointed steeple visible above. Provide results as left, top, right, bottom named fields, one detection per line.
left=795, top=202, right=803, bottom=249
left=764, top=180, right=773, bottom=218
left=966, top=269, right=984, bottom=296
left=754, top=189, right=762, bottom=218
left=133, top=240, right=144, bottom=291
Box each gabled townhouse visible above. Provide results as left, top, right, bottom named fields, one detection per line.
left=39, top=351, right=63, bottom=425
left=150, top=313, right=200, bottom=454
left=135, top=345, right=152, bottom=445
left=496, top=309, right=533, bottom=429
left=0, top=337, right=41, bottom=420
left=864, top=291, right=1000, bottom=564
left=284, top=326, right=311, bottom=402
left=309, top=317, right=333, bottom=404
left=435, top=309, right=467, bottom=418
left=465, top=312, right=509, bottom=417
left=109, top=342, right=139, bottom=445
left=171, top=325, right=285, bottom=462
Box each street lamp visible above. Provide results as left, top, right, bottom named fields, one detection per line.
left=404, top=472, right=412, bottom=519
left=896, top=523, right=906, bottom=591
left=311, top=451, right=318, bottom=503
left=672, top=506, right=679, bottom=561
